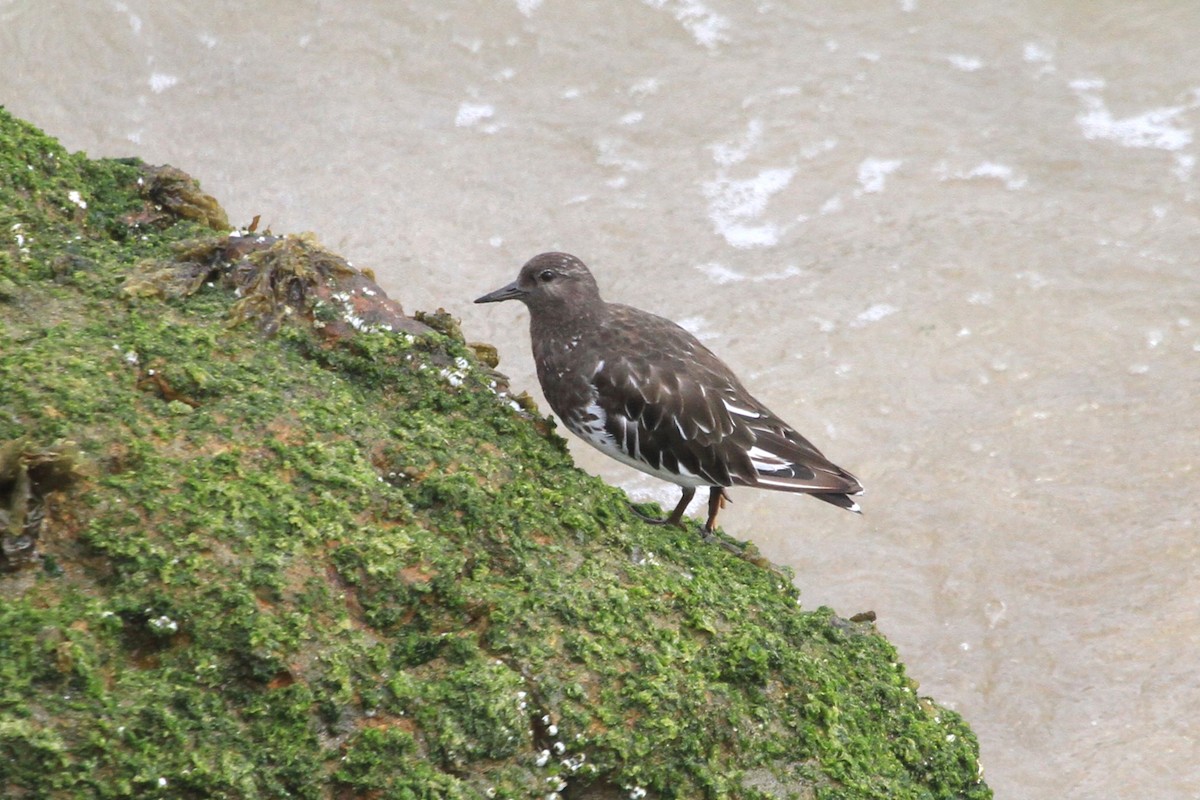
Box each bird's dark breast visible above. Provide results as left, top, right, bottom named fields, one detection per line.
left=530, top=330, right=594, bottom=424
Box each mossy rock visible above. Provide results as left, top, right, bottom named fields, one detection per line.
left=0, top=108, right=990, bottom=799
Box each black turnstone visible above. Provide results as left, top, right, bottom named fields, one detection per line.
left=475, top=252, right=863, bottom=534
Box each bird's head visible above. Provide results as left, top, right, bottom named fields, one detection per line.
left=475, top=252, right=603, bottom=315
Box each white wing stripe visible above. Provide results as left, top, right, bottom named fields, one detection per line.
left=722, top=398, right=762, bottom=419
left=747, top=445, right=791, bottom=473
left=754, top=475, right=829, bottom=491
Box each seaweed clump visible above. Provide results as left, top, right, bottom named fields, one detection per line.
left=124, top=232, right=433, bottom=338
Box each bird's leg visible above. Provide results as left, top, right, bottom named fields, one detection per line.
left=701, top=487, right=743, bottom=554
left=703, top=487, right=729, bottom=533
left=629, top=486, right=695, bottom=529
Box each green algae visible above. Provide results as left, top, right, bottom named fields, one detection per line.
left=0, top=107, right=990, bottom=799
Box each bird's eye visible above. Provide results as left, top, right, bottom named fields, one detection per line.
left=539, top=269, right=556, bottom=282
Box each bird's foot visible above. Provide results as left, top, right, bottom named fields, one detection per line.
left=629, top=487, right=695, bottom=530
left=628, top=502, right=687, bottom=529
left=700, top=526, right=745, bottom=555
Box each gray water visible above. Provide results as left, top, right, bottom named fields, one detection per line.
left=3, top=1, right=1198, bottom=796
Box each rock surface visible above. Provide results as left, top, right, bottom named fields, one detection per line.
left=0, top=108, right=990, bottom=799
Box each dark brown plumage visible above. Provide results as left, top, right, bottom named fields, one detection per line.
left=475, top=252, right=862, bottom=533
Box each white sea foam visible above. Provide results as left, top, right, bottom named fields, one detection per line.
left=710, top=119, right=763, bottom=167
left=1023, top=42, right=1053, bottom=64
left=695, top=262, right=803, bottom=285
left=1071, top=79, right=1193, bottom=151
left=149, top=73, right=178, bottom=93
left=856, top=158, right=902, bottom=194
left=455, top=102, right=495, bottom=128
left=851, top=303, right=899, bottom=327
left=801, top=138, right=838, bottom=159
left=946, top=54, right=983, bottom=72
left=640, top=0, right=730, bottom=49
left=1022, top=42, right=1056, bottom=78
left=1023, top=43, right=1050, bottom=63
left=629, top=78, right=660, bottom=96
left=1173, top=153, right=1195, bottom=182
left=696, top=263, right=746, bottom=284
left=936, top=161, right=1027, bottom=190
left=1015, top=271, right=1049, bottom=289
left=596, top=138, right=647, bottom=173
left=112, top=2, right=142, bottom=34
left=758, top=265, right=802, bottom=281
left=702, top=167, right=795, bottom=248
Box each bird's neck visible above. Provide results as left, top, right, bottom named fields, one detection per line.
left=529, top=301, right=606, bottom=363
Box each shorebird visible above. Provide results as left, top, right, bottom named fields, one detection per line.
left=476, top=252, right=863, bottom=534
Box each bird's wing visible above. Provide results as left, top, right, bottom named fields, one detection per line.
left=593, top=306, right=862, bottom=496
left=734, top=423, right=862, bottom=495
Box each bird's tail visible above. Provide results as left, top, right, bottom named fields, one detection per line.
left=811, top=491, right=862, bottom=514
